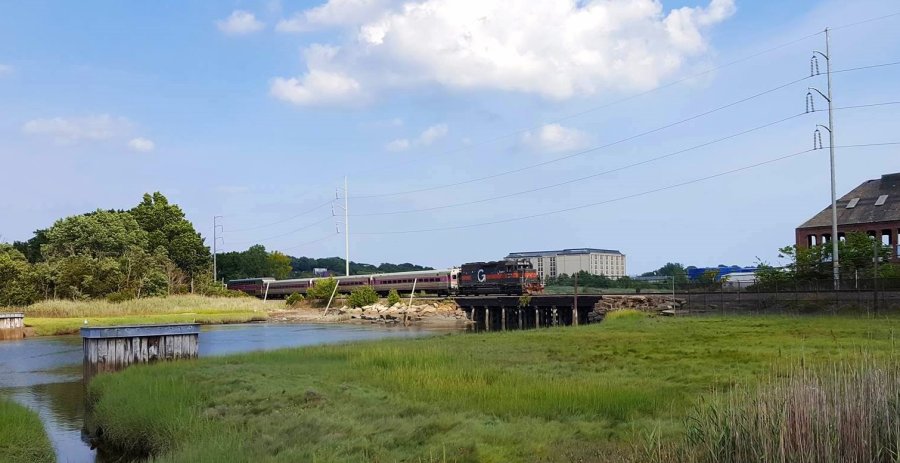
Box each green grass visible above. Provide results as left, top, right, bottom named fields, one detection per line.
left=0, top=398, right=54, bottom=463
left=89, top=315, right=900, bottom=462
left=19, top=295, right=270, bottom=336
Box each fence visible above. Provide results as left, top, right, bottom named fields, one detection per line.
left=548, top=278, right=900, bottom=315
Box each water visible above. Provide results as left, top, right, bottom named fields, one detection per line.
left=0, top=323, right=455, bottom=463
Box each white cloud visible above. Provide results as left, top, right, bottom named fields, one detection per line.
left=0, top=64, right=13, bottom=76
left=385, top=138, right=410, bottom=152
left=273, top=0, right=734, bottom=102
left=418, top=124, right=448, bottom=145
left=277, top=0, right=391, bottom=32
left=216, top=10, right=265, bottom=35
left=521, top=124, right=590, bottom=153
left=385, top=123, right=448, bottom=151
left=270, top=69, right=363, bottom=106
left=22, top=115, right=132, bottom=144
left=128, top=137, right=155, bottom=152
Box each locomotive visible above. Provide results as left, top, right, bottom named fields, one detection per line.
left=227, top=259, right=542, bottom=298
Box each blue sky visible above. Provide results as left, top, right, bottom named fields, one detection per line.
left=1, top=0, right=898, bottom=274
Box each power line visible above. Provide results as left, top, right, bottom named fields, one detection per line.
left=350, top=101, right=900, bottom=217
left=352, top=61, right=900, bottom=199
left=350, top=33, right=826, bottom=180
left=831, top=11, right=900, bottom=31
left=278, top=232, right=340, bottom=252
left=347, top=10, right=900, bottom=182
left=225, top=199, right=333, bottom=233
left=354, top=142, right=900, bottom=235
left=227, top=215, right=334, bottom=245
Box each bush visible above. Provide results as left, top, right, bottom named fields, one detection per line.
left=285, top=292, right=304, bottom=307
left=106, top=291, right=134, bottom=304
left=387, top=289, right=401, bottom=306
left=307, top=278, right=337, bottom=301
left=348, top=286, right=378, bottom=308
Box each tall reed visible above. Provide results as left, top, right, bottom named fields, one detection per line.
left=682, top=359, right=900, bottom=463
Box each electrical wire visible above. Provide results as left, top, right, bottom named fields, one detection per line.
left=352, top=61, right=900, bottom=199
left=225, top=199, right=333, bottom=233
left=349, top=101, right=900, bottom=217
left=226, top=215, right=334, bottom=245
left=354, top=142, right=900, bottom=235
left=278, top=232, right=340, bottom=251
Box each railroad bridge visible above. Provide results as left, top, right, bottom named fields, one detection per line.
left=453, top=295, right=603, bottom=330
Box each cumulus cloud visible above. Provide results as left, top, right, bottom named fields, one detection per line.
left=385, top=138, right=411, bottom=152
left=128, top=137, right=155, bottom=152
left=277, top=0, right=392, bottom=32
left=385, top=123, right=448, bottom=151
left=22, top=115, right=132, bottom=144
left=270, top=70, right=362, bottom=106
left=521, top=124, right=590, bottom=153
left=217, top=10, right=265, bottom=35
left=273, top=0, right=734, bottom=103
left=0, top=64, right=13, bottom=76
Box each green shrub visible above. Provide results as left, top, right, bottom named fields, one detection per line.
left=106, top=291, right=134, bottom=304
left=348, top=286, right=378, bottom=308
left=285, top=292, right=304, bottom=307
left=387, top=289, right=401, bottom=306
left=307, top=278, right=337, bottom=301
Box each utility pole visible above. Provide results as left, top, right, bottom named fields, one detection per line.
left=809, top=27, right=840, bottom=290
left=213, top=216, right=223, bottom=284
left=334, top=177, right=350, bottom=276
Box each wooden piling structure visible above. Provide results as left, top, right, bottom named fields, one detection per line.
left=0, top=313, right=24, bottom=340
left=81, top=324, right=199, bottom=379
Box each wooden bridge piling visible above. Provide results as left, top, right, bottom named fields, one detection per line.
left=0, top=313, right=24, bottom=340
left=81, top=324, right=200, bottom=379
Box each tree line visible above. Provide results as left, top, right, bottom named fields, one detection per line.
left=215, top=246, right=433, bottom=282
left=1, top=192, right=213, bottom=306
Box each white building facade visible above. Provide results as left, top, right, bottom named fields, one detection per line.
left=506, top=248, right=626, bottom=282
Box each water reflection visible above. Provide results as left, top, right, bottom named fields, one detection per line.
left=0, top=322, right=458, bottom=463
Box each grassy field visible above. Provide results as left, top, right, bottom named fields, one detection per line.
left=87, top=314, right=900, bottom=462
left=20, top=295, right=271, bottom=336
left=0, top=398, right=55, bottom=463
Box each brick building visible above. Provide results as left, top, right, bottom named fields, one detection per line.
left=795, top=172, right=900, bottom=262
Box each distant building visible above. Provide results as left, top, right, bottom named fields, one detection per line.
left=505, top=248, right=626, bottom=282
left=687, top=266, right=758, bottom=281
left=796, top=172, right=900, bottom=263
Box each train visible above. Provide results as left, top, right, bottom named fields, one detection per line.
left=227, top=259, right=542, bottom=298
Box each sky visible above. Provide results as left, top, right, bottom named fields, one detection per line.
left=0, top=0, right=899, bottom=274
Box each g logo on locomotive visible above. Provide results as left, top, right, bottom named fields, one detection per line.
left=477, top=269, right=486, bottom=282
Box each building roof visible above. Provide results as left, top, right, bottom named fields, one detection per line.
left=506, top=248, right=623, bottom=258
left=798, top=172, right=900, bottom=229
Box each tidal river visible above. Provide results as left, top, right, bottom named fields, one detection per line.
left=0, top=323, right=455, bottom=463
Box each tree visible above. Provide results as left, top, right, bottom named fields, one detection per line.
left=129, top=192, right=210, bottom=277
left=12, top=229, right=48, bottom=263
left=641, top=262, right=688, bottom=284
left=268, top=251, right=292, bottom=280
left=43, top=209, right=148, bottom=259
left=0, top=245, right=39, bottom=306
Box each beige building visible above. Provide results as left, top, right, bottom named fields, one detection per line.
left=506, top=248, right=626, bottom=282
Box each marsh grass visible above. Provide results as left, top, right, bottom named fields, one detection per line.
left=0, top=398, right=54, bottom=463
left=23, top=294, right=270, bottom=317
left=19, top=295, right=271, bottom=335
left=89, top=315, right=900, bottom=462
left=679, top=359, right=900, bottom=463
